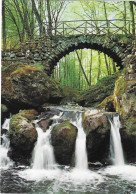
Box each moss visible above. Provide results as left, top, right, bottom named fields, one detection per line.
left=97, top=96, right=114, bottom=108
left=19, top=109, right=38, bottom=120
left=51, top=120, right=77, bottom=165
left=114, top=77, right=136, bottom=114
left=1, top=104, right=8, bottom=113
left=114, top=77, right=126, bottom=99
left=2, top=62, right=25, bottom=75
left=10, top=114, right=25, bottom=134
left=96, top=74, right=119, bottom=87
left=126, top=115, right=136, bottom=135
left=10, top=109, right=38, bottom=134
left=11, top=65, right=43, bottom=77
left=54, top=121, right=77, bottom=137
left=77, top=73, right=119, bottom=107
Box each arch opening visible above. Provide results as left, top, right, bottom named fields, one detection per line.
left=52, top=48, right=120, bottom=92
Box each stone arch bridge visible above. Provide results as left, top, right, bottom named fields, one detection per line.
left=2, top=19, right=136, bottom=75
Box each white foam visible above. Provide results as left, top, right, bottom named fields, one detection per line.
left=100, top=165, right=136, bottom=183
left=18, top=167, right=103, bottom=189
left=18, top=168, right=61, bottom=182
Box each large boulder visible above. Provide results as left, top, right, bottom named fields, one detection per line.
left=9, top=109, right=38, bottom=164
left=83, top=109, right=111, bottom=164
left=51, top=121, right=77, bottom=165
left=2, top=64, right=63, bottom=111
left=96, top=54, right=136, bottom=162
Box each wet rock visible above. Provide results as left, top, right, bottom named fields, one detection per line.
left=38, top=109, right=61, bottom=119
left=9, top=109, right=38, bottom=164
left=38, top=119, right=53, bottom=132
left=120, top=129, right=136, bottom=163
left=83, top=109, right=111, bottom=164
left=51, top=121, right=77, bottom=165
left=88, top=161, right=103, bottom=168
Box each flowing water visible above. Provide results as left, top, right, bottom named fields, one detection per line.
left=109, top=115, right=125, bottom=165
left=1, top=107, right=136, bottom=193
left=0, top=118, right=13, bottom=169
left=72, top=113, right=88, bottom=170
left=32, top=123, right=57, bottom=170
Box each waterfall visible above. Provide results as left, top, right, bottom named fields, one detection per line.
left=109, top=115, right=125, bottom=166
left=32, top=123, right=56, bottom=170
left=31, top=113, right=63, bottom=170
left=0, top=119, right=13, bottom=168
left=72, top=113, right=88, bottom=170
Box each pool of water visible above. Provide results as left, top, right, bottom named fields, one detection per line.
left=1, top=164, right=136, bottom=194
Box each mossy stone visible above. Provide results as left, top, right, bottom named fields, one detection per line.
left=9, top=109, right=38, bottom=154
left=51, top=121, right=77, bottom=165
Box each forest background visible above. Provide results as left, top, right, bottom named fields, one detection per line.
left=1, top=0, right=136, bottom=91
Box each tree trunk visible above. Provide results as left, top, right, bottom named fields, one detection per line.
left=76, top=50, right=90, bottom=86
left=14, top=0, right=31, bottom=38
left=104, top=54, right=110, bottom=75
left=108, top=57, right=111, bottom=75
left=2, top=0, right=6, bottom=50
left=123, top=2, right=127, bottom=34
left=103, top=2, right=110, bottom=34
left=97, top=51, right=101, bottom=81
left=31, top=0, right=45, bottom=36
left=129, top=2, right=135, bottom=35
left=112, top=60, right=116, bottom=73
left=89, top=50, right=92, bottom=85
left=47, top=0, right=52, bottom=36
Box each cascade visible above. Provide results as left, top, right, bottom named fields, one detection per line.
left=0, top=119, right=13, bottom=168
left=32, top=123, right=56, bottom=169
left=109, top=115, right=125, bottom=166
left=72, top=113, right=88, bottom=170
left=31, top=113, right=63, bottom=170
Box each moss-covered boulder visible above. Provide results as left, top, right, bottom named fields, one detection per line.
left=83, top=109, right=111, bottom=164
left=2, top=64, right=63, bottom=111
left=51, top=121, right=77, bottom=165
left=9, top=109, right=38, bottom=164
left=113, top=74, right=136, bottom=162
left=76, top=74, right=118, bottom=107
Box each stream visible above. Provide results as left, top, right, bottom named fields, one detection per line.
left=1, top=106, right=136, bottom=193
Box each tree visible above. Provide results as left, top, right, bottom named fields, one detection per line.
left=97, top=51, right=101, bottom=81
left=2, top=0, right=6, bottom=50
left=31, top=0, right=45, bottom=36
left=129, top=1, right=135, bottom=35
left=103, top=2, right=110, bottom=34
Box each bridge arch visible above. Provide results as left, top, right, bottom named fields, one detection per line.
left=47, top=35, right=132, bottom=74
left=2, top=35, right=133, bottom=75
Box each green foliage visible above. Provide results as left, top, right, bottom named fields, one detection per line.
left=96, top=74, right=119, bottom=87
left=2, top=1, right=136, bottom=49
left=53, top=48, right=119, bottom=92
left=122, top=68, right=127, bottom=75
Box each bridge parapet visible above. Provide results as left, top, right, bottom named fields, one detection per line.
left=51, top=19, right=134, bottom=36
